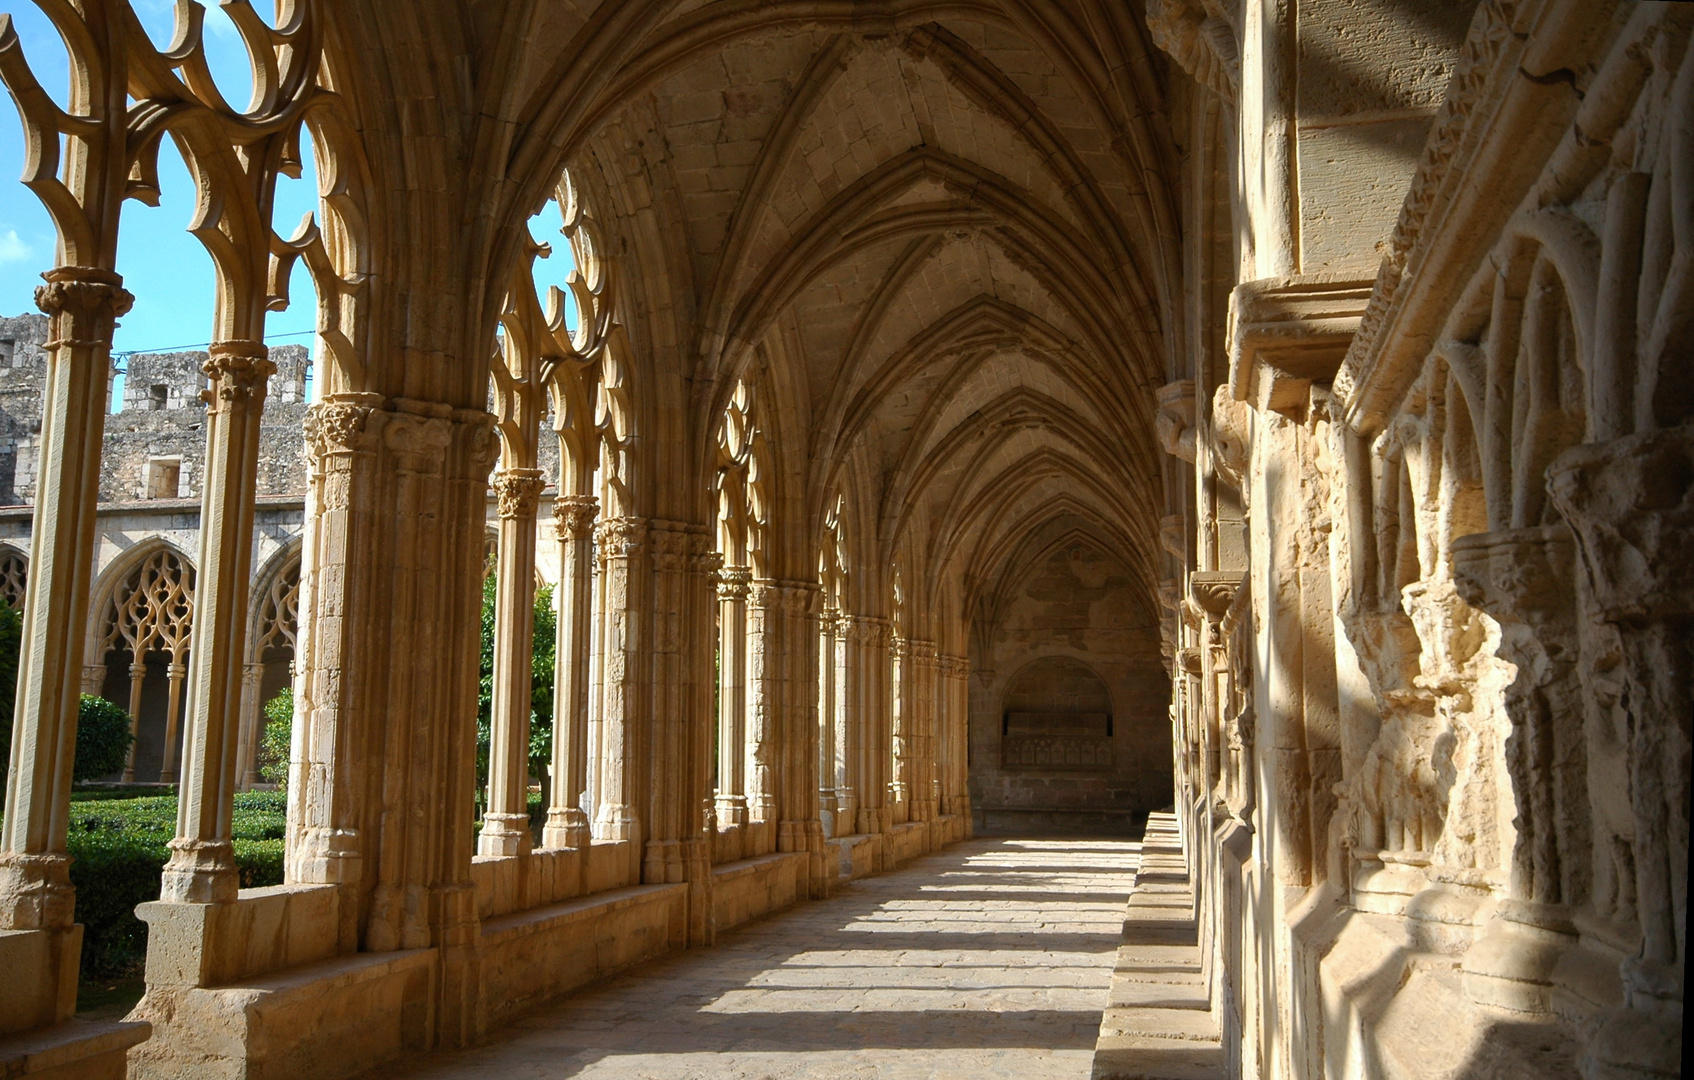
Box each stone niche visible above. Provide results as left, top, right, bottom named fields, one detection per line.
left=1000, top=659, right=1115, bottom=773
left=968, top=541, right=1171, bottom=835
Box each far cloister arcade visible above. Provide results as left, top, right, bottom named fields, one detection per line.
left=0, top=2, right=1686, bottom=1079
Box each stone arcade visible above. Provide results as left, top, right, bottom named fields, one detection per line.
left=0, top=1, right=1686, bottom=1079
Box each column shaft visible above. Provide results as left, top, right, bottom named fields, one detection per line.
left=543, top=495, right=596, bottom=849
left=0, top=270, right=131, bottom=1033
left=164, top=345, right=274, bottom=902
left=480, top=469, right=546, bottom=857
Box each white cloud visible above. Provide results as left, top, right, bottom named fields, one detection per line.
left=0, top=229, right=34, bottom=264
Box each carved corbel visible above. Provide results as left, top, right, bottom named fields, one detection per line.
left=1228, top=274, right=1375, bottom=418
left=1156, top=380, right=1198, bottom=462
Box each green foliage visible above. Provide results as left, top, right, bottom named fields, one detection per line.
left=62, top=791, right=286, bottom=978
left=74, top=695, right=134, bottom=781
left=475, top=573, right=558, bottom=796
left=258, top=686, right=293, bottom=787
left=0, top=597, right=19, bottom=780
left=0, top=602, right=133, bottom=787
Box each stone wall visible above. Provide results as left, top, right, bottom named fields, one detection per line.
left=969, top=542, right=1171, bottom=834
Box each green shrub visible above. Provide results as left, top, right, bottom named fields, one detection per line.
left=61, top=790, right=288, bottom=978
left=0, top=596, right=19, bottom=781
left=0, top=601, right=134, bottom=789
left=74, top=695, right=134, bottom=781
left=258, top=686, right=293, bottom=787
left=474, top=574, right=557, bottom=796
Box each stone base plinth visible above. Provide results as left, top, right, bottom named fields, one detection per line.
left=0, top=1018, right=149, bottom=1080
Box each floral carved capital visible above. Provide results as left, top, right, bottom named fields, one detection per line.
left=34, top=270, right=134, bottom=324
left=493, top=469, right=547, bottom=520
left=202, top=343, right=276, bottom=413
left=552, top=495, right=599, bottom=540
left=304, top=402, right=377, bottom=457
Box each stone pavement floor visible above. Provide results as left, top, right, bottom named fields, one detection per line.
left=385, top=836, right=1143, bottom=1080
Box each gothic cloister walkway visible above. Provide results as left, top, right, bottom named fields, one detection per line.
left=378, top=837, right=1143, bottom=1080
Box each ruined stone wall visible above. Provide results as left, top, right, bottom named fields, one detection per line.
left=968, top=543, right=1170, bottom=834
left=0, top=313, right=51, bottom=506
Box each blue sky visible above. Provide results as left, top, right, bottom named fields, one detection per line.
left=0, top=1, right=319, bottom=402
left=1, top=2, right=576, bottom=408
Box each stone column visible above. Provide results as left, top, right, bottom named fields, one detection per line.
left=479, top=468, right=547, bottom=858
left=81, top=664, right=106, bottom=696
left=889, top=636, right=911, bottom=824
left=745, top=580, right=781, bottom=851
left=832, top=615, right=855, bottom=834
left=936, top=654, right=970, bottom=822
left=687, top=537, right=721, bottom=942
left=0, top=269, right=131, bottom=1035
left=854, top=617, right=892, bottom=839
left=905, top=639, right=938, bottom=826
left=591, top=516, right=646, bottom=868
left=122, top=660, right=146, bottom=783
left=237, top=662, right=264, bottom=788
left=162, top=345, right=274, bottom=902
left=158, top=659, right=188, bottom=785
left=817, top=608, right=839, bottom=834
left=1548, top=427, right=1690, bottom=1079
left=765, top=582, right=826, bottom=893
left=285, top=400, right=498, bottom=964
left=714, top=567, right=751, bottom=830
left=643, top=520, right=693, bottom=885
left=542, top=495, right=596, bottom=850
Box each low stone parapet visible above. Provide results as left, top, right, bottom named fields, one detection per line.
left=0, top=1017, right=149, bottom=1080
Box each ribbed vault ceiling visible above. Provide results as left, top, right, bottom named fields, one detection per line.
left=351, top=0, right=1182, bottom=621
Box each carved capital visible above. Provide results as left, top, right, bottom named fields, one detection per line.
left=304, top=401, right=378, bottom=457
left=201, top=343, right=276, bottom=413
left=1450, top=524, right=1576, bottom=627
left=492, top=469, right=546, bottom=519
left=1189, top=571, right=1244, bottom=620
left=649, top=521, right=692, bottom=570
left=852, top=615, right=893, bottom=648
left=552, top=494, right=599, bottom=540
left=34, top=267, right=134, bottom=324
left=384, top=412, right=452, bottom=468
left=715, top=565, right=752, bottom=599
left=1156, top=380, right=1197, bottom=462
left=595, top=516, right=647, bottom=559
left=1229, top=274, right=1374, bottom=417
left=937, top=654, right=970, bottom=679
left=693, top=547, right=724, bottom=576
left=750, top=580, right=818, bottom=614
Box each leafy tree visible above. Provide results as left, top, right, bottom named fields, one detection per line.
left=0, top=597, right=19, bottom=779
left=475, top=572, right=557, bottom=798
left=0, top=609, right=132, bottom=787
left=258, top=686, right=293, bottom=787
left=74, top=695, right=134, bottom=781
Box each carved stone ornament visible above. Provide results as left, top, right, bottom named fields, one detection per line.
left=552, top=494, right=599, bottom=539
left=34, top=269, right=134, bottom=324
left=201, top=344, right=277, bottom=412
left=492, top=469, right=547, bottom=519
left=1189, top=571, right=1244, bottom=619
left=715, top=566, right=753, bottom=599
left=595, top=516, right=647, bottom=558
left=304, top=401, right=377, bottom=456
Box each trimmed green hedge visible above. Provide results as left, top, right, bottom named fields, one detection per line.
left=64, top=791, right=287, bottom=977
